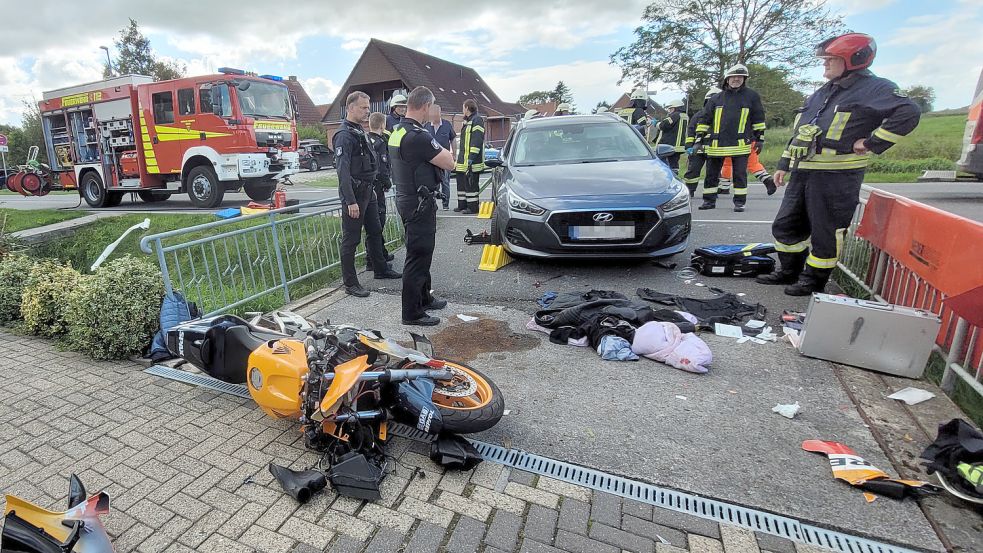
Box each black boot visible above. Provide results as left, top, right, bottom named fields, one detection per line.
left=698, top=200, right=716, bottom=210
left=784, top=269, right=830, bottom=296
left=269, top=463, right=327, bottom=504
left=763, top=175, right=777, bottom=195
left=756, top=252, right=806, bottom=285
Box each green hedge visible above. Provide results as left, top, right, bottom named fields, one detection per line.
left=0, top=254, right=36, bottom=324
left=21, top=260, right=83, bottom=337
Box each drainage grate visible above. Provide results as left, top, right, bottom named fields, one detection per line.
left=145, top=365, right=252, bottom=399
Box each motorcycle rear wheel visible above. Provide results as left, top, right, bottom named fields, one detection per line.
left=432, top=362, right=505, bottom=434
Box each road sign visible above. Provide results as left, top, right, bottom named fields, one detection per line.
left=0, top=133, right=7, bottom=147
left=0, top=146, right=8, bottom=153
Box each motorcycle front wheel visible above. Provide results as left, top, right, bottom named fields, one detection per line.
left=431, top=362, right=505, bottom=434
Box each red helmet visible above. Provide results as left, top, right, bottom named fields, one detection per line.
left=815, top=33, right=877, bottom=71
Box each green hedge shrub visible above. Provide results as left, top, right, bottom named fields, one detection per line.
left=66, top=256, right=165, bottom=360
left=21, top=260, right=83, bottom=337
left=0, top=254, right=37, bottom=324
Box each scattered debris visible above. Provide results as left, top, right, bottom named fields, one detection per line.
left=714, top=323, right=744, bottom=338
left=654, top=260, right=677, bottom=270
left=456, top=314, right=479, bottom=322
left=745, top=319, right=767, bottom=329
left=802, top=440, right=937, bottom=500
left=772, top=402, right=801, bottom=419
left=91, top=217, right=150, bottom=271
left=887, top=387, right=936, bottom=406
left=269, top=463, right=328, bottom=504
left=675, top=395, right=688, bottom=401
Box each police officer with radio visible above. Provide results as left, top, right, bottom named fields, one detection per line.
left=756, top=33, right=920, bottom=296
left=388, top=87, right=456, bottom=326
left=334, top=91, right=401, bottom=298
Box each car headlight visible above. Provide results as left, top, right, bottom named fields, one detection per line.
left=508, top=189, right=546, bottom=216
left=661, top=183, right=690, bottom=213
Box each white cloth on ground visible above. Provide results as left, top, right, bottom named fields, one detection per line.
left=631, top=321, right=712, bottom=374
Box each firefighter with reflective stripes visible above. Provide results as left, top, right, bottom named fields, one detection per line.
left=756, top=33, right=920, bottom=296
left=618, top=89, right=649, bottom=135
left=655, top=99, right=688, bottom=174
left=683, top=87, right=721, bottom=197
left=386, top=94, right=407, bottom=133
left=454, top=99, right=485, bottom=214
left=693, top=64, right=766, bottom=212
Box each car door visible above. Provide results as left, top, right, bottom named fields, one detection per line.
left=317, top=145, right=335, bottom=167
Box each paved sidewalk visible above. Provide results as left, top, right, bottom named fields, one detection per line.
left=0, top=328, right=835, bottom=553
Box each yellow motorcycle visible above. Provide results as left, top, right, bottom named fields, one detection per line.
left=2, top=475, right=113, bottom=552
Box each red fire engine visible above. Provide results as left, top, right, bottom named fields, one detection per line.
left=22, top=68, right=299, bottom=208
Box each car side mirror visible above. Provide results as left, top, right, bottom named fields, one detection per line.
left=655, top=144, right=675, bottom=159
left=485, top=158, right=503, bottom=168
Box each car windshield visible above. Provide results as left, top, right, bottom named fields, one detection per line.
left=511, top=122, right=652, bottom=166
left=237, top=81, right=292, bottom=119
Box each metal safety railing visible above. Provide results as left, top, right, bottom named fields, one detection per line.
left=836, top=185, right=983, bottom=399
left=140, top=195, right=403, bottom=317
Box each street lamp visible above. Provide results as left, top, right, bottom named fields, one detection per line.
left=99, top=46, right=113, bottom=76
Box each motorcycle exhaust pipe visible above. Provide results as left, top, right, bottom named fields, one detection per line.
left=268, top=463, right=327, bottom=504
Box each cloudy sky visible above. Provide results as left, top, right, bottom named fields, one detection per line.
left=1, top=0, right=980, bottom=126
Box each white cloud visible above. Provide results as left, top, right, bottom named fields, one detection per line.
left=303, top=77, right=341, bottom=105
left=486, top=60, right=628, bottom=112
left=825, top=0, right=896, bottom=16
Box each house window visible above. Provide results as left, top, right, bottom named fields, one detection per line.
left=178, top=88, right=195, bottom=115
left=152, top=91, right=174, bottom=124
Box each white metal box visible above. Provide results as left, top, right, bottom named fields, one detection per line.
left=799, top=293, right=941, bottom=378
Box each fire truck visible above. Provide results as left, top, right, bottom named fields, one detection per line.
left=957, top=68, right=983, bottom=180
left=28, top=68, right=300, bottom=208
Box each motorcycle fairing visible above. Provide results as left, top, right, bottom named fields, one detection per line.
left=246, top=338, right=308, bottom=419
left=357, top=332, right=446, bottom=368
left=394, top=378, right=443, bottom=435
left=802, top=440, right=936, bottom=500
left=2, top=476, right=113, bottom=553
left=317, top=355, right=373, bottom=418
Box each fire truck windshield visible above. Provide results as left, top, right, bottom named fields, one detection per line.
left=237, top=81, right=292, bottom=119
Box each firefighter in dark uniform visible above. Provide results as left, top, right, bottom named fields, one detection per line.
left=333, top=91, right=401, bottom=298
left=756, top=33, right=920, bottom=296
left=389, top=86, right=457, bottom=326
left=366, top=112, right=395, bottom=269
left=386, top=94, right=407, bottom=133
left=682, top=87, right=721, bottom=197
left=618, top=88, right=649, bottom=136
left=454, top=99, right=485, bottom=214
left=693, top=64, right=766, bottom=212
left=655, top=98, right=689, bottom=174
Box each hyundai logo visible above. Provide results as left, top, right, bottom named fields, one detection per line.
left=593, top=212, right=614, bottom=222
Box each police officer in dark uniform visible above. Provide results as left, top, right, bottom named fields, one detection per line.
left=366, top=111, right=396, bottom=269
left=682, top=87, right=721, bottom=197
left=333, top=91, right=401, bottom=298
left=388, top=86, right=456, bottom=326
left=756, top=33, right=920, bottom=296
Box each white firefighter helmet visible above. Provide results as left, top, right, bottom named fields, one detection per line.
left=596, top=106, right=609, bottom=113
left=630, top=88, right=647, bottom=101
left=704, top=86, right=722, bottom=100
left=665, top=99, right=685, bottom=109
left=389, top=93, right=407, bottom=108
left=524, top=109, right=539, bottom=119
left=723, top=64, right=750, bottom=79
left=556, top=102, right=572, bottom=113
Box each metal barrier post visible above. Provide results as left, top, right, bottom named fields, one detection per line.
left=870, top=249, right=888, bottom=298
left=268, top=211, right=291, bottom=304
left=153, top=237, right=174, bottom=296
left=942, top=317, right=969, bottom=393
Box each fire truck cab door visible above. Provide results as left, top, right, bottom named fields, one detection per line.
left=147, top=86, right=182, bottom=175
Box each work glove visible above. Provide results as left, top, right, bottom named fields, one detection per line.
left=753, top=140, right=764, bottom=155
left=686, top=147, right=694, bottom=156
left=693, top=143, right=706, bottom=156
left=787, top=124, right=821, bottom=161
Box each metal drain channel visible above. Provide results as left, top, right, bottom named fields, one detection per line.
left=146, top=374, right=918, bottom=553
left=145, top=365, right=252, bottom=399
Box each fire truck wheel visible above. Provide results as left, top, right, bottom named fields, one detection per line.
left=81, top=172, right=110, bottom=208
left=244, top=181, right=276, bottom=201
left=138, top=191, right=169, bottom=203
left=187, top=166, right=225, bottom=208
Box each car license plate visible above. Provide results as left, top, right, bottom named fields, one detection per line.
left=570, top=224, right=634, bottom=240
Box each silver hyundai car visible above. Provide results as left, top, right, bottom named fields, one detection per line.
left=485, top=114, right=692, bottom=258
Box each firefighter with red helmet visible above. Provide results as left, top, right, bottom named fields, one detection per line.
left=756, top=33, right=921, bottom=296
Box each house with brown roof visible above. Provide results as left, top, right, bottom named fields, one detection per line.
left=284, top=76, right=323, bottom=126
left=321, top=39, right=525, bottom=146
left=520, top=101, right=558, bottom=117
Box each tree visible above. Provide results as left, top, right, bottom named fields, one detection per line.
left=904, top=85, right=935, bottom=113
left=551, top=81, right=573, bottom=104
left=0, top=101, right=48, bottom=171
left=518, top=90, right=553, bottom=105
left=104, top=19, right=185, bottom=81
left=611, top=0, right=845, bottom=93
left=746, top=64, right=806, bottom=128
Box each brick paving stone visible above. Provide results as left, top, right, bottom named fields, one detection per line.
left=158, top=516, right=194, bottom=540
left=289, top=545, right=321, bottom=553
left=326, top=535, right=363, bottom=553
left=445, top=516, right=487, bottom=553
left=793, top=544, right=829, bottom=553
left=103, top=508, right=137, bottom=538
left=403, top=467, right=442, bottom=501
left=554, top=529, right=621, bottom=553
left=588, top=522, right=655, bottom=553
left=126, top=498, right=175, bottom=529
left=623, top=515, right=689, bottom=549
left=505, top=481, right=560, bottom=509
left=558, top=497, right=590, bottom=535
left=200, top=486, right=249, bottom=514
left=524, top=504, right=560, bottom=544
left=319, top=509, right=377, bottom=541
left=330, top=495, right=365, bottom=515
left=256, top=494, right=301, bottom=531
left=179, top=509, right=232, bottom=549
left=359, top=502, right=416, bottom=533
left=536, top=476, right=592, bottom=502
left=649, top=507, right=721, bottom=539
left=591, top=491, right=623, bottom=527
left=518, top=538, right=566, bottom=553
left=397, top=496, right=456, bottom=527
left=400, top=451, right=445, bottom=472
left=484, top=509, right=524, bottom=551
left=690, top=535, right=726, bottom=553
left=657, top=544, right=689, bottom=553
left=438, top=490, right=493, bottom=522
left=721, top=525, right=761, bottom=553
left=136, top=533, right=174, bottom=553
left=378, top=473, right=410, bottom=508
left=162, top=544, right=198, bottom=553
left=623, top=498, right=654, bottom=521
left=364, top=527, right=407, bottom=553
left=405, top=521, right=448, bottom=553
left=294, top=489, right=336, bottom=524
left=279, top=517, right=336, bottom=550
left=469, top=460, right=505, bottom=489
left=183, top=466, right=229, bottom=498
left=144, top=474, right=196, bottom=506
left=509, top=469, right=538, bottom=486
left=241, top=525, right=295, bottom=553
left=754, top=532, right=798, bottom=553
left=219, top=503, right=267, bottom=540
left=469, top=485, right=528, bottom=515
left=438, top=467, right=473, bottom=494
left=162, top=492, right=211, bottom=522
left=199, top=534, right=258, bottom=553
left=113, top=522, right=154, bottom=553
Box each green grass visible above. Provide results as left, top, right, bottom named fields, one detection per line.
left=680, top=114, right=965, bottom=184
left=0, top=189, right=76, bottom=196
left=0, top=208, right=89, bottom=233
left=924, top=351, right=983, bottom=429
left=301, top=175, right=339, bottom=188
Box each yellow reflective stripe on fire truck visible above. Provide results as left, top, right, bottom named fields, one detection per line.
left=826, top=112, right=852, bottom=141
left=154, top=126, right=232, bottom=142
left=872, top=127, right=904, bottom=143
left=138, top=111, right=159, bottom=174
left=253, top=120, right=291, bottom=131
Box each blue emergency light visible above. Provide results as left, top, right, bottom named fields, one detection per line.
left=259, top=74, right=284, bottom=82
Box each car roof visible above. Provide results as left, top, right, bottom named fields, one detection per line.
left=516, top=114, right=626, bottom=132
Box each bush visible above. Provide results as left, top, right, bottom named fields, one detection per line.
left=0, top=254, right=37, bottom=324
left=867, top=157, right=955, bottom=173
left=66, top=256, right=165, bottom=360
left=21, top=260, right=83, bottom=337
